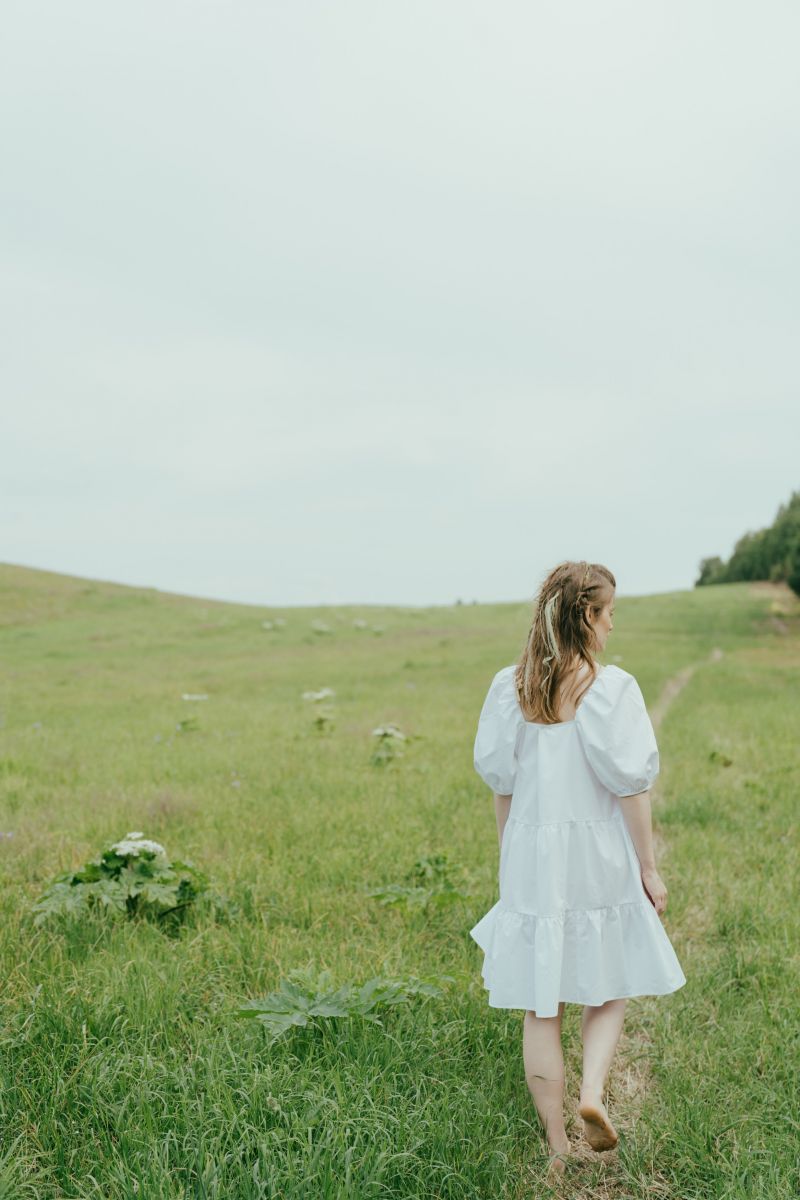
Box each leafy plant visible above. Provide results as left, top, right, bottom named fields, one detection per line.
left=370, top=722, right=407, bottom=765
left=366, top=853, right=470, bottom=910
left=302, top=686, right=336, bottom=733
left=233, top=965, right=450, bottom=1045
left=31, top=831, right=214, bottom=927
left=312, top=709, right=335, bottom=733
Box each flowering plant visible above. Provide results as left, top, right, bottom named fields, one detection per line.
left=32, top=831, right=210, bottom=926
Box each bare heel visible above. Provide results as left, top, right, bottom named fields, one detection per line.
left=577, top=1097, right=618, bottom=1151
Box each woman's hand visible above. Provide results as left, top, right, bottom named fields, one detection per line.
left=641, top=865, right=667, bottom=916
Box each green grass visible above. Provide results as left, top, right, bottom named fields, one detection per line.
left=0, top=563, right=798, bottom=1198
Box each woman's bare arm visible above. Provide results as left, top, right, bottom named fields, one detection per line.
left=617, top=790, right=656, bottom=868
left=494, top=793, right=512, bottom=849
left=617, top=789, right=668, bottom=914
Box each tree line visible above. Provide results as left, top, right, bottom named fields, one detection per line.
left=696, top=488, right=800, bottom=597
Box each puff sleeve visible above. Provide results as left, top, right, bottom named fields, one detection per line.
left=575, top=666, right=660, bottom=796
left=473, top=665, right=524, bottom=794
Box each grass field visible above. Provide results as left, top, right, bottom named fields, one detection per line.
left=0, top=563, right=798, bottom=1199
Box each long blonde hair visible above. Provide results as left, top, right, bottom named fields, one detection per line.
left=514, top=560, right=616, bottom=724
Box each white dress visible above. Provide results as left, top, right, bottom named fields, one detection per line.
left=469, top=663, right=686, bottom=1017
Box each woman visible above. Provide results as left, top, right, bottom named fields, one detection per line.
left=469, top=560, right=685, bottom=1179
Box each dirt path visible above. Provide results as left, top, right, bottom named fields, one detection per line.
left=649, top=646, right=724, bottom=731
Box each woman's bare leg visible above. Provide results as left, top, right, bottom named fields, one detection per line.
left=578, top=997, right=626, bottom=1150
left=522, top=1001, right=570, bottom=1159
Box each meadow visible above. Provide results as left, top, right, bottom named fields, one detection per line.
left=0, top=563, right=798, bottom=1199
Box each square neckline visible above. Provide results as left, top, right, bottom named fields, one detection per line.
left=517, top=663, right=608, bottom=727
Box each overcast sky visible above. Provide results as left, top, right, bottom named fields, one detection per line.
left=2, top=2, right=798, bottom=607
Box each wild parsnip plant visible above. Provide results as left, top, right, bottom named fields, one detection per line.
left=1, top=565, right=798, bottom=1198
left=367, top=853, right=470, bottom=909
left=31, top=831, right=211, bottom=926
left=260, top=617, right=285, bottom=631
left=302, top=685, right=336, bottom=732
left=233, top=965, right=451, bottom=1045
left=370, top=721, right=407, bottom=765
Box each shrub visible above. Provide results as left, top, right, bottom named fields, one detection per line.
left=32, top=831, right=212, bottom=926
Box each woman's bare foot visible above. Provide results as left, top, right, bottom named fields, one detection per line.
left=578, top=1093, right=618, bottom=1151
left=545, top=1149, right=571, bottom=1181
left=544, top=1133, right=572, bottom=1181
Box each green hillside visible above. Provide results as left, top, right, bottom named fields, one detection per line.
left=0, top=563, right=798, bottom=1198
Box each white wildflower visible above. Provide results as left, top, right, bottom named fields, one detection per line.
left=182, top=693, right=208, bottom=701
left=110, top=832, right=167, bottom=858
left=302, top=687, right=336, bottom=701
left=310, top=620, right=333, bottom=634
left=371, top=724, right=406, bottom=740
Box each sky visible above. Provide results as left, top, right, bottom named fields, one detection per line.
left=2, top=2, right=798, bottom=608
